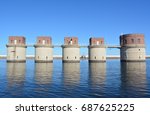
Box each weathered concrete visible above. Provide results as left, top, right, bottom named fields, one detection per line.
left=6, top=36, right=27, bottom=62
left=88, top=38, right=106, bottom=62
left=120, top=34, right=146, bottom=62
left=34, top=37, right=53, bottom=63
left=62, top=37, right=80, bottom=62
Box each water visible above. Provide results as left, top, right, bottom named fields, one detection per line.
left=0, top=59, right=150, bottom=98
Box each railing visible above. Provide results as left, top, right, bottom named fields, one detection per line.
left=11, top=44, right=121, bottom=49
left=106, top=45, right=121, bottom=48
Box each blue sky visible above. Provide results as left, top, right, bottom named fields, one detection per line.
left=0, top=0, right=150, bottom=55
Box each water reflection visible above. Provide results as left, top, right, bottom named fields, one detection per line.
left=6, top=63, right=26, bottom=97
left=62, top=63, right=80, bottom=87
left=88, top=62, right=106, bottom=97
left=89, top=62, right=106, bottom=87
left=121, top=62, right=146, bottom=97
left=7, top=63, right=25, bottom=86
left=35, top=63, right=53, bottom=85
left=2, top=59, right=150, bottom=98
left=89, top=63, right=106, bottom=97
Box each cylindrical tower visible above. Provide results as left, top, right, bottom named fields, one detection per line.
left=88, top=37, right=106, bottom=62
left=6, top=36, right=27, bottom=62
left=120, top=34, right=146, bottom=62
left=62, top=37, right=80, bottom=63
left=34, top=36, right=53, bottom=63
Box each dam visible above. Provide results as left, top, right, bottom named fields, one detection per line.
left=5, top=33, right=146, bottom=63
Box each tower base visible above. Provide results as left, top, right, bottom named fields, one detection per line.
left=35, top=60, right=53, bottom=63
left=89, top=60, right=106, bottom=62
left=63, top=60, right=80, bottom=63
left=121, top=60, right=145, bottom=62
left=7, top=60, right=26, bottom=63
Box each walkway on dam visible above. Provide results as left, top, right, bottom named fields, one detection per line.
left=26, top=44, right=121, bottom=48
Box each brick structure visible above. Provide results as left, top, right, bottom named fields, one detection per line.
left=88, top=37, right=106, bottom=62
left=64, top=37, right=78, bottom=45
left=62, top=37, right=80, bottom=62
left=90, top=38, right=104, bottom=45
left=37, top=36, right=52, bottom=45
left=6, top=36, right=27, bottom=62
left=120, top=34, right=144, bottom=46
left=120, top=34, right=146, bottom=62
left=9, top=36, right=26, bottom=45
left=34, top=36, right=53, bottom=63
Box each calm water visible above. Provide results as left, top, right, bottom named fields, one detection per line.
left=0, top=59, right=150, bottom=98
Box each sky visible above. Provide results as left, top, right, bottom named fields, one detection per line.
left=0, top=0, right=150, bottom=55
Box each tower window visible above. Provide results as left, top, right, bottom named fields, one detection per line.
left=131, top=39, right=134, bottom=43
left=123, top=39, right=127, bottom=44
left=75, top=56, right=76, bottom=59
left=95, top=56, right=96, bottom=59
left=70, top=39, right=73, bottom=45
left=139, top=49, right=140, bottom=51
left=74, top=40, right=76, bottom=44
left=67, top=56, right=68, bottom=59
left=138, top=39, right=140, bottom=43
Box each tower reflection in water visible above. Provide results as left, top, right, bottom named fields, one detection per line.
left=7, top=63, right=26, bottom=97
left=34, top=63, right=53, bottom=97
left=35, top=63, right=53, bottom=85
left=63, top=63, right=80, bottom=87
left=121, top=62, right=146, bottom=97
left=89, top=62, right=106, bottom=86
left=89, top=62, right=106, bottom=96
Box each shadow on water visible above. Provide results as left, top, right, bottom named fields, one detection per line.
left=120, top=62, right=147, bottom=97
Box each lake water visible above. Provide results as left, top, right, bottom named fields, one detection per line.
left=0, top=59, right=150, bottom=98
